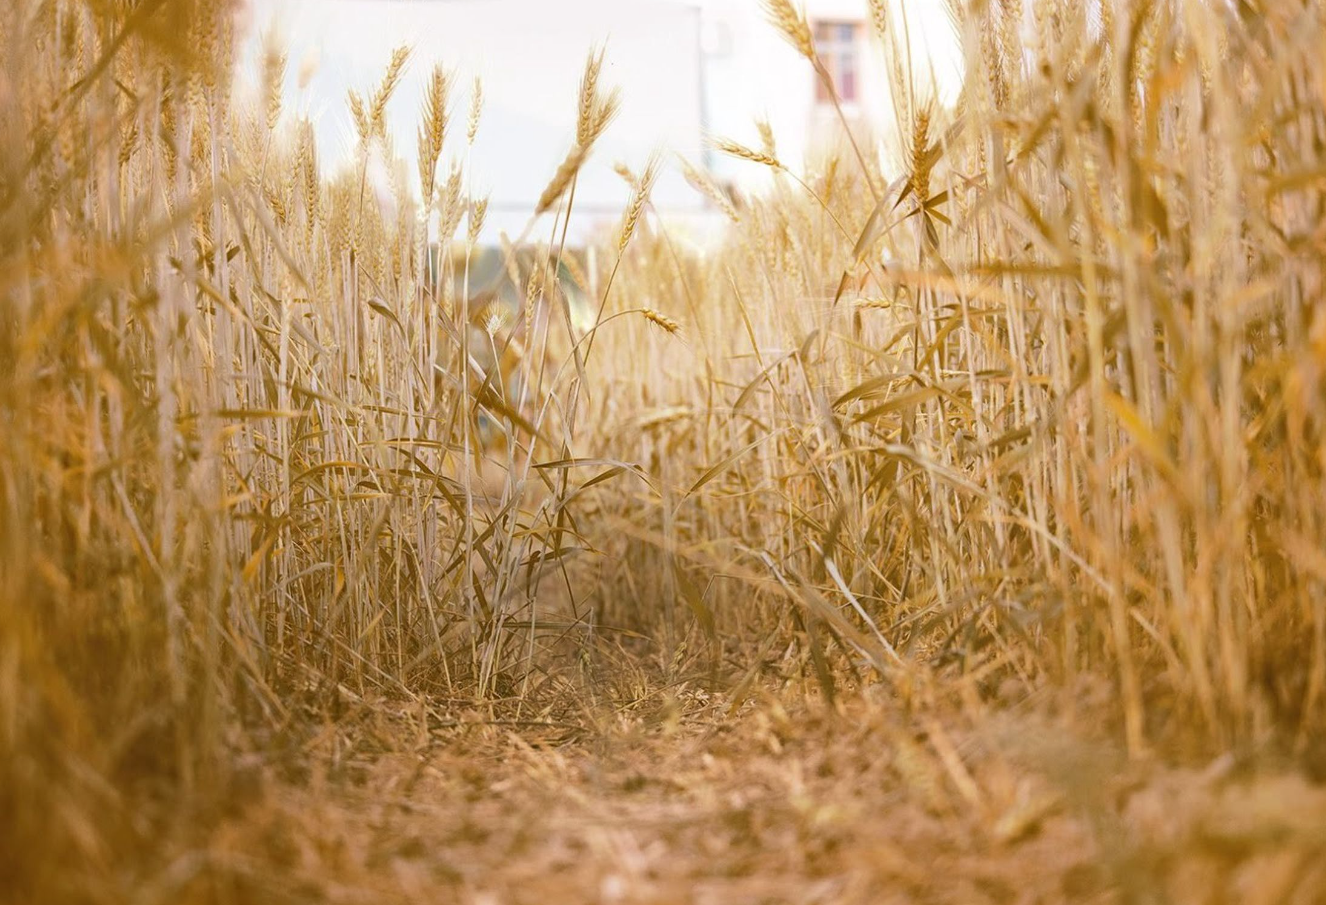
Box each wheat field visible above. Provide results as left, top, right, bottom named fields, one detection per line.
left=3, top=0, right=1326, bottom=902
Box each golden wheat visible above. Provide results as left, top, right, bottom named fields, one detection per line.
left=5, top=2, right=1326, bottom=901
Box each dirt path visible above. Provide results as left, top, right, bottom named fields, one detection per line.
left=157, top=686, right=1326, bottom=905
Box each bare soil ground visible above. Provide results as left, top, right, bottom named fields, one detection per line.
left=147, top=681, right=1326, bottom=905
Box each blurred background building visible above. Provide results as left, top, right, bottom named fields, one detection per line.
left=240, top=0, right=960, bottom=246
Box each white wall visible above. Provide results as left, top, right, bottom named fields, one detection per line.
left=697, top=0, right=962, bottom=180
left=696, top=0, right=884, bottom=186
left=239, top=0, right=964, bottom=244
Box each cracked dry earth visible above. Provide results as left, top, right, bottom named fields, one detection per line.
left=181, top=687, right=1326, bottom=905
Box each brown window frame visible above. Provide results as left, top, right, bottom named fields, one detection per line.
left=813, top=20, right=862, bottom=104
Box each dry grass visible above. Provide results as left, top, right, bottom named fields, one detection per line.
left=3, top=0, right=1326, bottom=902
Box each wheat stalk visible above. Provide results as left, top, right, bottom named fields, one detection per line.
left=677, top=154, right=739, bottom=222
left=368, top=45, right=411, bottom=139
left=618, top=154, right=660, bottom=254
left=468, top=195, right=489, bottom=246
left=535, top=144, right=587, bottom=215
left=467, top=76, right=483, bottom=146
left=418, top=64, right=450, bottom=203
left=261, top=38, right=286, bottom=130
left=761, top=0, right=815, bottom=61
left=909, top=102, right=933, bottom=209
left=711, top=137, right=782, bottom=170
left=641, top=308, right=680, bottom=335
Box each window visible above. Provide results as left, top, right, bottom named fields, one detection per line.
left=814, top=21, right=862, bottom=104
